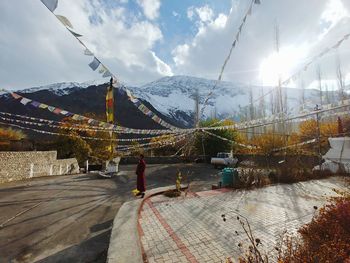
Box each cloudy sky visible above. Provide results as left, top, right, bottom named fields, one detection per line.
left=0, top=0, right=350, bottom=90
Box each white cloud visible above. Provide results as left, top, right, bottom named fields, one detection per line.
left=187, top=5, right=215, bottom=23
left=319, top=0, right=349, bottom=39
left=172, top=0, right=350, bottom=91
left=1, top=0, right=350, bottom=91
left=213, top=14, right=228, bottom=29
left=172, top=44, right=190, bottom=67
left=321, top=0, right=349, bottom=25
left=136, top=0, right=161, bottom=20
left=0, top=0, right=172, bottom=88
left=187, top=7, right=195, bottom=20
left=151, top=51, right=174, bottom=76
left=196, top=5, right=214, bottom=23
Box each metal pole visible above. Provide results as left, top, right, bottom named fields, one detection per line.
left=315, top=105, right=322, bottom=170
left=201, top=134, right=206, bottom=158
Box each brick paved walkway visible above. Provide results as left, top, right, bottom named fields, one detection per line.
left=139, top=177, right=347, bottom=263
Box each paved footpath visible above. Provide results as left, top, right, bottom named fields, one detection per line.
left=0, top=163, right=218, bottom=262
left=139, top=177, right=348, bottom=263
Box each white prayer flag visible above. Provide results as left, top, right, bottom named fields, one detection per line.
left=84, top=48, right=94, bottom=56
left=41, top=0, right=58, bottom=12
left=102, top=70, right=112, bottom=78
left=56, top=15, right=73, bottom=28
left=98, top=64, right=107, bottom=74
left=20, top=98, right=31, bottom=105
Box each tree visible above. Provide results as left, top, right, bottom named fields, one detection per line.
left=87, top=130, right=116, bottom=161
left=150, top=135, right=177, bottom=156
left=129, top=141, right=143, bottom=156
left=0, top=127, right=27, bottom=150
left=336, top=56, right=346, bottom=103
left=298, top=119, right=337, bottom=153
left=58, top=113, right=117, bottom=162
left=0, top=127, right=26, bottom=141
left=194, top=119, right=238, bottom=157
left=56, top=132, right=92, bottom=165
left=250, top=132, right=285, bottom=155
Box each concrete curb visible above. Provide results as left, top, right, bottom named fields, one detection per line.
left=107, top=185, right=187, bottom=263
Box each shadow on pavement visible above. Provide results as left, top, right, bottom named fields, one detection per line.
left=36, top=228, right=111, bottom=263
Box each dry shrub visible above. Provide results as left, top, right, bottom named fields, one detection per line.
left=278, top=192, right=350, bottom=262
left=237, top=189, right=350, bottom=262
left=269, top=157, right=326, bottom=184
left=163, top=189, right=181, bottom=198
left=237, top=168, right=272, bottom=189
left=273, top=165, right=315, bottom=184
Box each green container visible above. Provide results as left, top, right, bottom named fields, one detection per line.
left=221, top=168, right=238, bottom=187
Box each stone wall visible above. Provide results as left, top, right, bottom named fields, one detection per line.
left=0, top=151, right=79, bottom=184
left=120, top=154, right=318, bottom=168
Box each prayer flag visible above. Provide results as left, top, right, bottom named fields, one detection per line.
left=68, top=28, right=83, bottom=38
left=102, top=70, right=112, bottom=78
left=98, top=64, right=107, bottom=74
left=39, top=103, right=48, bottom=109
left=48, top=106, right=55, bottom=112
left=41, top=0, right=58, bottom=12
left=84, top=48, right=94, bottom=56
left=56, top=15, right=73, bottom=28
left=89, top=57, right=100, bottom=71
left=106, top=78, right=114, bottom=123
left=20, top=98, right=31, bottom=105
left=134, top=100, right=142, bottom=107
left=11, top=93, right=22, bottom=99
left=53, top=108, right=62, bottom=114
left=30, top=101, right=40, bottom=107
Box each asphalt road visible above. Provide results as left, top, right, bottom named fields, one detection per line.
left=0, top=163, right=219, bottom=263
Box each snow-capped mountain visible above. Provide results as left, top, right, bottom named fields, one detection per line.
left=129, top=76, right=328, bottom=125
left=2, top=75, right=336, bottom=128
left=19, top=79, right=107, bottom=96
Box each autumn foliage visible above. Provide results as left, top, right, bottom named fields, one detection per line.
left=56, top=114, right=115, bottom=163
left=0, top=127, right=26, bottom=141
left=297, top=119, right=338, bottom=152
left=238, top=119, right=339, bottom=156
left=278, top=190, right=350, bottom=262
left=0, top=127, right=26, bottom=149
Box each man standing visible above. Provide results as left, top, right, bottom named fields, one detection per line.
left=136, top=154, right=146, bottom=198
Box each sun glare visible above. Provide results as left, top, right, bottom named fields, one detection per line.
left=259, top=46, right=308, bottom=86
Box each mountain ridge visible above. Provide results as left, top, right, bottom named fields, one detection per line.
left=0, top=75, right=339, bottom=130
